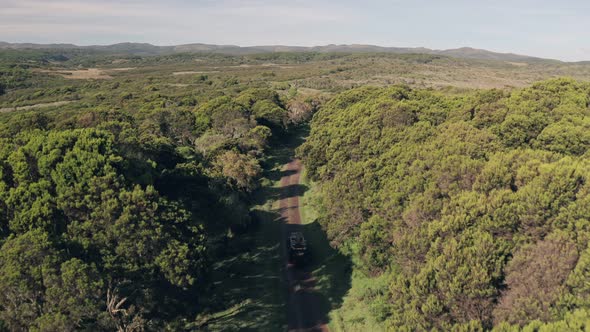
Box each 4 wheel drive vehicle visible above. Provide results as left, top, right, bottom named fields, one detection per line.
left=288, top=232, right=307, bottom=265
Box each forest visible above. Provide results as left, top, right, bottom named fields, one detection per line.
left=298, top=78, right=590, bottom=330
left=2, top=47, right=590, bottom=331
left=0, top=49, right=325, bottom=330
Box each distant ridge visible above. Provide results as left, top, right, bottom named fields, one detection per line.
left=0, top=41, right=554, bottom=62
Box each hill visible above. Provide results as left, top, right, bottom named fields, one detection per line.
left=0, top=41, right=551, bottom=62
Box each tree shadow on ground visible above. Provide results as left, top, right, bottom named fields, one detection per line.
left=253, top=156, right=312, bottom=205
left=191, top=209, right=287, bottom=331
left=262, top=124, right=309, bottom=172
left=305, top=221, right=352, bottom=317
left=266, top=168, right=297, bottom=182
left=253, top=124, right=310, bottom=207
left=253, top=183, right=309, bottom=207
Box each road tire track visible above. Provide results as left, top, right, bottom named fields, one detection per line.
left=279, top=159, right=329, bottom=332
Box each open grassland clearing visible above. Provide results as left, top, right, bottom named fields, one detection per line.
left=34, top=67, right=137, bottom=80
left=0, top=100, right=75, bottom=113
left=172, top=70, right=220, bottom=75
left=36, top=68, right=112, bottom=79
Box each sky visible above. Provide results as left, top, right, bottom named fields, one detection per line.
left=1, top=0, right=590, bottom=61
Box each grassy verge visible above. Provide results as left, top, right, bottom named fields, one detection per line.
left=300, top=167, right=387, bottom=332
left=299, top=169, right=354, bottom=331
left=298, top=168, right=319, bottom=226
left=326, top=271, right=390, bottom=332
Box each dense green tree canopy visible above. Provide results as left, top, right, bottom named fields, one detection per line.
left=299, top=78, right=590, bottom=329
left=0, top=79, right=293, bottom=330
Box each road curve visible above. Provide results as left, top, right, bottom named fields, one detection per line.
left=279, top=159, right=329, bottom=332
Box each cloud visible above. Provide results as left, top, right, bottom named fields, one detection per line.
left=0, top=22, right=126, bottom=34
left=0, top=0, right=361, bottom=46
left=0, top=0, right=356, bottom=21
left=0, top=0, right=161, bottom=17
left=209, top=0, right=356, bottom=22
left=0, top=0, right=588, bottom=60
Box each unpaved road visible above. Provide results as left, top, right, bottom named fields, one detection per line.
left=279, top=159, right=329, bottom=332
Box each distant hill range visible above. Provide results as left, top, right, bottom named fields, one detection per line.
left=0, top=41, right=554, bottom=62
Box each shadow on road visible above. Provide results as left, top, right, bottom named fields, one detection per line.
left=276, top=163, right=352, bottom=330
left=253, top=183, right=309, bottom=206
left=284, top=219, right=352, bottom=331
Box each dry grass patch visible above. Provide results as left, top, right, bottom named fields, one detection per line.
left=167, top=83, right=192, bottom=87
left=172, top=70, right=219, bottom=76
left=507, top=62, right=529, bottom=67
left=37, top=68, right=112, bottom=79
left=0, top=100, right=75, bottom=113
left=107, top=67, right=136, bottom=72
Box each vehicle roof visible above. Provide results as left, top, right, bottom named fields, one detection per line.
left=290, top=232, right=305, bottom=240
left=289, top=232, right=306, bottom=247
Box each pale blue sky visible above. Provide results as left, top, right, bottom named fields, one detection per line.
left=1, top=0, right=589, bottom=61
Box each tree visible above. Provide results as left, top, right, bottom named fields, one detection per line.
left=0, top=230, right=60, bottom=330
left=40, top=259, right=103, bottom=331
left=251, top=100, right=287, bottom=128
left=495, top=231, right=578, bottom=325
left=299, top=79, right=590, bottom=329
left=214, top=150, right=262, bottom=192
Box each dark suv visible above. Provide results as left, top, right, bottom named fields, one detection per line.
left=288, top=232, right=307, bottom=265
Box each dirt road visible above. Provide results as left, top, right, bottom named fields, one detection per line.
left=279, top=159, right=329, bottom=332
